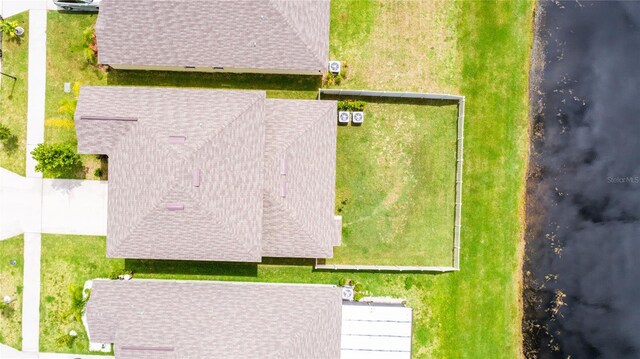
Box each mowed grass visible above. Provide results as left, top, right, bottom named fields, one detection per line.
left=329, top=100, right=458, bottom=267
left=0, top=12, right=29, bottom=175
left=0, top=235, right=24, bottom=350
left=39, top=1, right=534, bottom=357
left=39, top=234, right=123, bottom=354
left=45, top=12, right=106, bottom=179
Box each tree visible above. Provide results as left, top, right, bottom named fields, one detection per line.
left=30, top=143, right=81, bottom=175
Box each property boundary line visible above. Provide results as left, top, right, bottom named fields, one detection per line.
left=316, top=88, right=465, bottom=272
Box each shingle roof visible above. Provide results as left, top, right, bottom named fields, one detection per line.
left=75, top=86, right=340, bottom=261
left=85, top=279, right=342, bottom=359
left=95, top=0, right=330, bottom=74
left=263, top=100, right=342, bottom=258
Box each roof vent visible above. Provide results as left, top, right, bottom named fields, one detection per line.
left=168, top=136, right=186, bottom=144
left=121, top=346, right=175, bottom=352
left=280, top=178, right=287, bottom=198
left=338, top=111, right=350, bottom=125
left=166, top=203, right=184, bottom=211
left=328, top=61, right=341, bottom=75
left=81, top=115, right=138, bottom=122
left=280, top=158, right=287, bottom=175
left=193, top=169, right=201, bottom=187
left=352, top=111, right=365, bottom=125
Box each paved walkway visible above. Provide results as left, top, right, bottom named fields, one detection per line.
left=21, top=233, right=41, bottom=353
left=25, top=6, right=47, bottom=178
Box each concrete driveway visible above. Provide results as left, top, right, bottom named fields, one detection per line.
left=0, top=168, right=107, bottom=240
left=41, top=178, right=107, bottom=235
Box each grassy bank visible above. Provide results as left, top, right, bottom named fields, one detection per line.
left=0, top=12, right=29, bottom=175
left=0, top=235, right=24, bottom=350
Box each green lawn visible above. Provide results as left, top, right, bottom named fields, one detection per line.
left=0, top=12, right=29, bottom=175
left=0, top=235, right=24, bottom=350
left=45, top=12, right=106, bottom=179
left=39, top=234, right=123, bottom=354
left=328, top=100, right=458, bottom=267
left=38, top=1, right=534, bottom=357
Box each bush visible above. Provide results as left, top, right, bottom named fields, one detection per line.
left=83, top=47, right=97, bottom=65
left=338, top=100, right=366, bottom=112
left=338, top=277, right=348, bottom=287
left=83, top=26, right=98, bottom=65
left=55, top=334, right=76, bottom=349
left=0, top=123, right=18, bottom=151
left=354, top=292, right=365, bottom=301
left=94, top=168, right=103, bottom=178
left=0, top=20, right=19, bottom=39
left=31, top=143, right=82, bottom=175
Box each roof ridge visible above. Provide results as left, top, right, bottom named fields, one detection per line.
left=110, top=131, right=187, bottom=251
left=263, top=190, right=323, bottom=253
left=189, top=94, right=264, bottom=161
left=268, top=0, right=325, bottom=69
left=265, top=102, right=333, bottom=161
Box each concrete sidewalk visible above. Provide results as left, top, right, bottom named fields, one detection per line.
left=25, top=7, right=47, bottom=178
left=21, top=232, right=41, bottom=353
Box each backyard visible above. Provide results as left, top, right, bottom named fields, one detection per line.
left=329, top=99, right=458, bottom=267
left=37, top=1, right=535, bottom=358
left=0, top=235, right=24, bottom=350
left=0, top=12, right=29, bottom=176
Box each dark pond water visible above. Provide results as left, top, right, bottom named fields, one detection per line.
left=524, top=1, right=640, bottom=358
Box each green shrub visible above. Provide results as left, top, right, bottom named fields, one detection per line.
left=31, top=143, right=82, bottom=175
left=338, top=277, right=348, bottom=287
left=0, top=20, right=19, bottom=39
left=83, top=47, right=97, bottom=65
left=354, top=292, right=365, bottom=301
left=337, top=100, right=366, bottom=112
left=94, top=168, right=103, bottom=178
left=55, top=334, right=76, bottom=349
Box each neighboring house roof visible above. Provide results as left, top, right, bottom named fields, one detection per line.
left=85, top=279, right=342, bottom=359
left=75, top=86, right=340, bottom=262
left=95, top=0, right=331, bottom=74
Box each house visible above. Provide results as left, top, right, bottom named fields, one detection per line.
left=74, top=86, right=341, bottom=262
left=95, top=0, right=331, bottom=75
left=85, top=279, right=343, bottom=358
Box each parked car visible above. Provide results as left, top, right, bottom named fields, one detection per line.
left=53, top=0, right=101, bottom=12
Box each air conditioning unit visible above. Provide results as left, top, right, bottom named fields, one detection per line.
left=341, top=286, right=354, bottom=301
left=338, top=111, right=351, bottom=125
left=328, top=61, right=341, bottom=75
left=352, top=111, right=364, bottom=125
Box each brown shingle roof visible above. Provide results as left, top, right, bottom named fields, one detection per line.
left=75, top=86, right=340, bottom=261
left=95, top=0, right=330, bottom=74
left=85, top=279, right=342, bottom=359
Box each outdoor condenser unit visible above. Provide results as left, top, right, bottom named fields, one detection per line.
left=352, top=111, right=365, bottom=124
left=338, top=111, right=351, bottom=124
left=328, top=61, right=341, bottom=75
